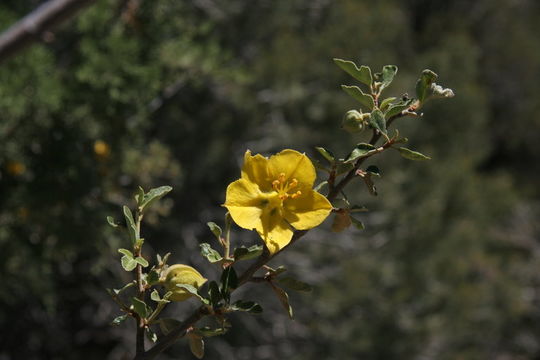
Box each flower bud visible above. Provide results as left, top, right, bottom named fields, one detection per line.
left=341, top=110, right=365, bottom=133
left=161, top=264, right=207, bottom=301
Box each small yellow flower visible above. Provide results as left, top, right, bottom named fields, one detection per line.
left=224, top=149, right=332, bottom=254
left=94, top=140, right=110, bottom=158
left=162, top=264, right=207, bottom=302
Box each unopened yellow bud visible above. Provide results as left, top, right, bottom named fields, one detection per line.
left=162, top=264, right=207, bottom=301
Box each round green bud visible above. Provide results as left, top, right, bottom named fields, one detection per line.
left=162, top=264, right=207, bottom=301
left=341, top=110, right=365, bottom=133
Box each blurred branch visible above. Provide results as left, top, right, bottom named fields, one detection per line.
left=0, top=0, right=96, bottom=63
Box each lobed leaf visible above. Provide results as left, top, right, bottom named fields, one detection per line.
left=341, top=85, right=375, bottom=110
left=139, top=186, right=173, bottom=213
left=333, top=58, right=372, bottom=86
left=233, top=245, right=263, bottom=261
left=344, top=143, right=376, bottom=163
left=315, top=146, right=335, bottom=163
left=369, top=109, right=387, bottom=137
left=200, top=243, right=223, bottom=263
left=123, top=206, right=138, bottom=245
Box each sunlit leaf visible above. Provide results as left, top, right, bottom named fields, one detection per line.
left=333, top=58, right=372, bottom=86
left=398, top=147, right=431, bottom=161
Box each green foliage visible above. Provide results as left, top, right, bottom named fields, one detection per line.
left=398, top=147, right=432, bottom=161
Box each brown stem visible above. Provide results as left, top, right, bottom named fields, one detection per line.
left=133, top=306, right=209, bottom=360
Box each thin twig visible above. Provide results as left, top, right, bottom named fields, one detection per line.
left=0, top=0, right=96, bottom=63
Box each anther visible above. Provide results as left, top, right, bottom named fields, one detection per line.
left=289, top=178, right=298, bottom=189
left=291, top=191, right=302, bottom=199
left=278, top=172, right=286, bottom=183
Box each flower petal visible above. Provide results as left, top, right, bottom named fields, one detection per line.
left=256, top=218, right=294, bottom=254
left=268, top=149, right=316, bottom=189
left=241, top=150, right=272, bottom=191
left=224, top=179, right=264, bottom=230
left=284, top=190, right=332, bottom=230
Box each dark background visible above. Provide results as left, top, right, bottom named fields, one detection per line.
left=1, top=0, right=539, bottom=359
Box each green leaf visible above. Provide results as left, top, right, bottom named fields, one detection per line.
left=134, top=256, right=149, bottom=267
left=200, top=243, right=223, bottom=263
left=379, top=97, right=397, bottom=110
left=220, top=266, right=238, bottom=301
left=107, top=216, right=119, bottom=228
left=110, top=314, right=128, bottom=326
left=206, top=222, right=222, bottom=239
left=385, top=99, right=412, bottom=118
left=277, top=277, right=313, bottom=292
left=146, top=270, right=160, bottom=286
left=398, top=147, right=431, bottom=161
left=333, top=58, right=372, bottom=86
left=335, top=161, right=354, bottom=175
left=118, top=248, right=133, bottom=258
left=416, top=69, right=438, bottom=102
left=380, top=65, right=398, bottom=91
left=315, top=147, right=335, bottom=163
left=366, top=165, right=380, bottom=176
left=158, top=318, right=181, bottom=335
left=341, top=85, right=375, bottom=110
left=350, top=217, right=365, bottom=230
left=270, top=284, right=293, bottom=319
left=135, top=186, right=145, bottom=206
left=344, top=143, right=376, bottom=163
left=175, top=284, right=207, bottom=303
left=208, top=281, right=222, bottom=306
left=369, top=109, right=387, bottom=137
left=188, top=334, right=204, bottom=359
left=123, top=206, right=138, bottom=245
left=196, top=326, right=228, bottom=337
left=233, top=245, right=263, bottom=261
left=150, top=289, right=161, bottom=302
left=231, top=300, right=263, bottom=314
left=131, top=297, right=150, bottom=318
left=121, top=256, right=137, bottom=271
left=139, top=186, right=173, bottom=213
left=111, top=281, right=135, bottom=295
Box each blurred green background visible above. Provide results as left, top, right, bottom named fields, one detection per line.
left=1, top=0, right=539, bottom=359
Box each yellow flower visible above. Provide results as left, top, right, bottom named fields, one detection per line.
left=224, top=149, right=332, bottom=254
left=162, top=264, right=208, bottom=302
left=93, top=140, right=110, bottom=158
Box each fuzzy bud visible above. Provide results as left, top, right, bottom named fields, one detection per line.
left=341, top=110, right=366, bottom=133
left=161, top=264, right=207, bottom=301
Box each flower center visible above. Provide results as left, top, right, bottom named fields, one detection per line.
left=272, top=172, right=302, bottom=201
